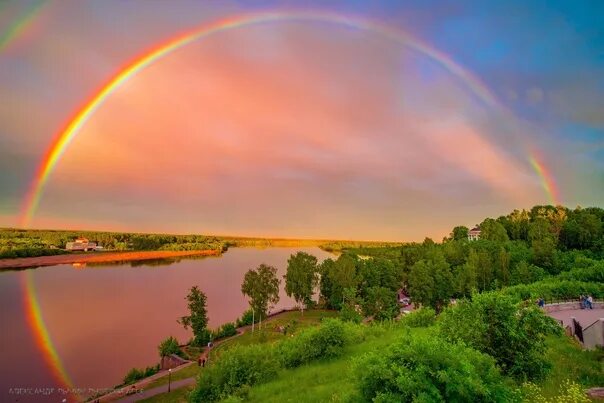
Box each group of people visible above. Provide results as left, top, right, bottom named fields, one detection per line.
left=580, top=295, right=594, bottom=309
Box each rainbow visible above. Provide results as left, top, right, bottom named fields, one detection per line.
left=22, top=270, right=77, bottom=393
left=529, top=152, right=560, bottom=206
left=0, top=1, right=47, bottom=53
left=19, top=10, right=503, bottom=227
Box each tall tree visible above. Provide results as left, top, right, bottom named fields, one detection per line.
left=241, top=263, right=281, bottom=321
left=451, top=226, right=469, bottom=241
left=480, top=218, right=509, bottom=242
left=178, top=286, right=210, bottom=346
left=320, top=255, right=357, bottom=309
left=456, top=249, right=478, bottom=296
left=408, top=250, right=453, bottom=312
left=284, top=252, right=318, bottom=314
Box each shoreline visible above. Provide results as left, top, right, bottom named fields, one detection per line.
left=0, top=249, right=221, bottom=270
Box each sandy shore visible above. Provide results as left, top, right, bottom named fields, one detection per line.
left=0, top=249, right=221, bottom=270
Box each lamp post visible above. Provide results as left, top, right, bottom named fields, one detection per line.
left=168, top=368, right=172, bottom=392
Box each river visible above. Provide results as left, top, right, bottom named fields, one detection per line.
left=0, top=247, right=332, bottom=402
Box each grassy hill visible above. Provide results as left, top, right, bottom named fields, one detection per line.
left=142, top=310, right=603, bottom=403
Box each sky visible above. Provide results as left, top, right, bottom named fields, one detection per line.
left=0, top=0, right=602, bottom=241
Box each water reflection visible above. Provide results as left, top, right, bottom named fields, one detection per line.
left=0, top=247, right=332, bottom=401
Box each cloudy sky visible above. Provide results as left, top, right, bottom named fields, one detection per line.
left=0, top=0, right=602, bottom=241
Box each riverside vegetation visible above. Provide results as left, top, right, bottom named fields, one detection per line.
left=139, top=204, right=603, bottom=402
left=0, top=228, right=397, bottom=259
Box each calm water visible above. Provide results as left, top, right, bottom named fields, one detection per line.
left=0, top=247, right=332, bottom=402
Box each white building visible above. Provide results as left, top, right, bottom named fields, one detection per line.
left=65, top=237, right=97, bottom=251
left=468, top=227, right=481, bottom=241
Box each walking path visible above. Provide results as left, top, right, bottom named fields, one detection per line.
left=117, top=378, right=196, bottom=403
left=95, top=308, right=309, bottom=402
left=548, top=308, right=604, bottom=328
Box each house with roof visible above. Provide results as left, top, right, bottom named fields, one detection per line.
left=468, top=226, right=481, bottom=241
left=65, top=237, right=97, bottom=251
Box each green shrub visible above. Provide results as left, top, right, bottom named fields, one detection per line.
left=212, top=322, right=238, bottom=340
left=277, top=318, right=347, bottom=368
left=189, top=344, right=278, bottom=402
left=439, top=292, right=561, bottom=381
left=355, top=335, right=513, bottom=402
left=399, top=307, right=436, bottom=328
left=157, top=336, right=181, bottom=357
left=122, top=365, right=159, bottom=385
left=235, top=309, right=258, bottom=327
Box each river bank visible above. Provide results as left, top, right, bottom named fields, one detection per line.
left=0, top=249, right=221, bottom=270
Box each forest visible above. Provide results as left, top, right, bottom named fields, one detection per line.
left=181, top=204, right=604, bottom=402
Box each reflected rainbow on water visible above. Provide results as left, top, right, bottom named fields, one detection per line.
left=22, top=270, right=77, bottom=392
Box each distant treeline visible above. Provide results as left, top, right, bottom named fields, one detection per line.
left=0, top=228, right=399, bottom=259
left=0, top=229, right=226, bottom=259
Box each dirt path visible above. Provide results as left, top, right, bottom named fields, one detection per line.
left=0, top=249, right=220, bottom=270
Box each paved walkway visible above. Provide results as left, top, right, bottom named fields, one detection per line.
left=96, top=308, right=314, bottom=402
left=548, top=308, right=604, bottom=328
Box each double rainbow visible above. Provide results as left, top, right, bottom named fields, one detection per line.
left=15, top=10, right=561, bottom=390
left=19, top=10, right=503, bottom=227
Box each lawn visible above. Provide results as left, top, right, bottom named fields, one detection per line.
left=537, top=334, right=604, bottom=398
left=140, top=385, right=193, bottom=403
left=143, top=309, right=336, bottom=392
left=140, top=313, right=604, bottom=402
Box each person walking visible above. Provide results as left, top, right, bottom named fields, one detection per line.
left=538, top=297, right=545, bottom=308
left=587, top=295, right=593, bottom=309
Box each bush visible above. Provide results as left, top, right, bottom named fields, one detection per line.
left=189, top=344, right=278, bottom=402
left=157, top=336, right=181, bottom=357
left=399, top=307, right=436, bottom=328
left=277, top=318, right=347, bottom=368
left=235, top=309, right=258, bottom=327
left=439, top=292, right=561, bottom=381
left=122, top=365, right=159, bottom=385
left=355, top=335, right=513, bottom=402
left=212, top=322, right=238, bottom=340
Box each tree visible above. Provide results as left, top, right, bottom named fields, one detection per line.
left=456, top=249, right=478, bottom=297
left=356, top=335, right=512, bottom=402
left=439, top=291, right=560, bottom=380
left=178, top=286, right=210, bottom=346
left=339, top=287, right=363, bottom=323
left=241, top=264, right=281, bottom=321
left=408, top=250, right=453, bottom=312
left=284, top=252, right=318, bottom=314
left=362, top=286, right=399, bottom=320
left=495, top=247, right=511, bottom=286
left=320, top=255, right=357, bottom=309
left=451, top=225, right=469, bottom=241
left=158, top=336, right=181, bottom=357
left=480, top=218, right=509, bottom=242
left=475, top=250, right=494, bottom=291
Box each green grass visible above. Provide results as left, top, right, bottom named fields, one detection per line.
left=140, top=385, right=193, bottom=403
left=537, top=334, right=604, bottom=397
left=209, top=310, right=337, bottom=360
left=145, top=364, right=200, bottom=390
left=245, top=324, right=430, bottom=403
left=144, top=310, right=336, bottom=392
left=140, top=314, right=604, bottom=403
